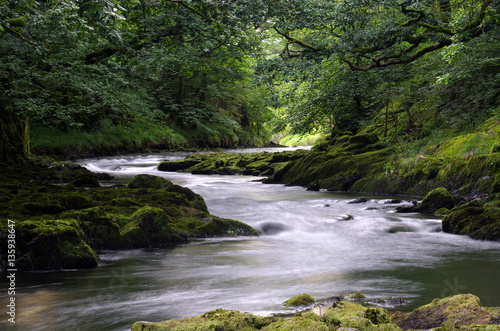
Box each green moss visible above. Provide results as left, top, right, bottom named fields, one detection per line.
left=196, top=217, right=259, bottom=237
left=285, top=294, right=316, bottom=307
left=263, top=316, right=329, bottom=330
left=420, top=187, right=455, bottom=215
left=120, top=206, right=186, bottom=248
left=60, top=207, right=122, bottom=250
left=127, top=174, right=173, bottom=189
left=131, top=309, right=278, bottom=331
left=365, top=307, right=391, bottom=325
left=324, top=301, right=366, bottom=326
left=442, top=206, right=500, bottom=241
left=350, top=291, right=367, bottom=300
left=435, top=207, right=451, bottom=216
left=2, top=219, right=99, bottom=270
left=391, top=294, right=500, bottom=330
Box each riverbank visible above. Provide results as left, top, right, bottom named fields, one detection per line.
left=156, top=128, right=500, bottom=241
left=29, top=119, right=277, bottom=160
left=0, top=159, right=258, bottom=272
left=132, top=293, right=500, bottom=330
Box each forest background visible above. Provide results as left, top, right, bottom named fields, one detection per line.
left=1, top=0, right=499, bottom=162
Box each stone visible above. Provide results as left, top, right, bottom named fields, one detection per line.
left=391, top=294, right=500, bottom=330
left=420, top=187, right=455, bottom=214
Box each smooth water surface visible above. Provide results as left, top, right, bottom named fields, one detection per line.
left=2, top=148, right=500, bottom=331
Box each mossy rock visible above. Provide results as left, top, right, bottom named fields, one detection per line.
left=442, top=206, right=500, bottom=241
left=1, top=219, right=99, bottom=271
left=22, top=201, right=66, bottom=215
left=56, top=192, right=94, bottom=210
left=167, top=184, right=208, bottom=212
left=60, top=207, right=122, bottom=250
left=70, top=174, right=100, bottom=187
left=127, top=174, right=173, bottom=189
left=262, top=316, right=329, bottom=331
left=196, top=217, right=259, bottom=237
left=391, top=294, right=500, bottom=330
left=434, top=207, right=451, bottom=216
left=420, top=187, right=455, bottom=215
left=324, top=301, right=367, bottom=326
left=158, top=159, right=201, bottom=172
left=285, top=294, right=316, bottom=307
left=349, top=291, right=367, bottom=300
left=131, top=309, right=279, bottom=331
left=365, top=307, right=391, bottom=325
left=120, top=206, right=186, bottom=248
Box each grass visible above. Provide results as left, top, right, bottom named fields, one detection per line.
left=279, top=132, right=327, bottom=146
left=30, top=119, right=187, bottom=155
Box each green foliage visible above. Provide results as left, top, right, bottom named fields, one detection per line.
left=0, top=0, right=274, bottom=154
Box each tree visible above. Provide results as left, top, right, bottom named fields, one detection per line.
left=0, top=0, right=267, bottom=162
left=261, top=0, right=499, bottom=71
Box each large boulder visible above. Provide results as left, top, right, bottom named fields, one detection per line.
left=127, top=174, right=173, bottom=189
left=442, top=206, right=500, bottom=241
left=0, top=219, right=99, bottom=271
left=131, top=309, right=279, bottom=331
left=120, top=206, right=186, bottom=248
left=420, top=187, right=455, bottom=214
left=158, top=159, right=201, bottom=172
left=391, top=294, right=500, bottom=330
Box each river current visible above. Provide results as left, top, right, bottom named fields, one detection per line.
left=3, top=148, right=500, bottom=330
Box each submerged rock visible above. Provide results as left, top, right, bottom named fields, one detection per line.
left=348, top=197, right=368, bottom=204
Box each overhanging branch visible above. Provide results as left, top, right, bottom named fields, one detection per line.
left=344, top=39, right=452, bottom=71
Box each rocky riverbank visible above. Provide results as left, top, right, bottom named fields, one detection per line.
left=131, top=293, right=500, bottom=331
left=0, top=160, right=258, bottom=272
left=157, top=132, right=500, bottom=241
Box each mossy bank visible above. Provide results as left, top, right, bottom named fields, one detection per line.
left=0, top=161, right=258, bottom=272
left=131, top=294, right=500, bottom=331
left=158, top=127, right=500, bottom=241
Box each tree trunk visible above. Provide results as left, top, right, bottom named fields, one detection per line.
left=438, top=0, right=451, bottom=23
left=0, top=101, right=30, bottom=164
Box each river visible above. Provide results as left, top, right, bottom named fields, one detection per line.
left=3, top=148, right=500, bottom=330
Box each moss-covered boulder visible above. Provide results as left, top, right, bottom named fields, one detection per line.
left=131, top=295, right=500, bottom=331
left=158, top=159, right=201, bottom=172
left=70, top=174, right=100, bottom=187
left=0, top=161, right=260, bottom=271
left=60, top=206, right=122, bottom=250
left=127, top=174, right=173, bottom=189
left=262, top=316, right=329, bottom=330
left=120, top=206, right=186, bottom=248
left=391, top=294, right=500, bottom=330
left=420, top=187, right=455, bottom=215
left=285, top=294, right=316, bottom=307
left=196, top=217, right=260, bottom=237
left=442, top=206, right=500, bottom=241
left=158, top=150, right=309, bottom=177
left=0, top=219, right=98, bottom=271
left=323, top=301, right=398, bottom=331
left=131, top=309, right=279, bottom=331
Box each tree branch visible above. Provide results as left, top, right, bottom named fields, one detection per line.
left=344, top=39, right=452, bottom=71
left=273, top=26, right=319, bottom=53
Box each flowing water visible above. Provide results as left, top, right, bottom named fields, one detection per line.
left=2, top=148, right=500, bottom=331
